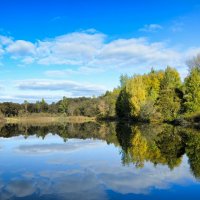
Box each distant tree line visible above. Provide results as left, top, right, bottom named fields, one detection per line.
left=0, top=93, right=119, bottom=118
left=1, top=54, right=200, bottom=122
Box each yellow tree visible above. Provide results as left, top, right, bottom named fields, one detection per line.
left=125, top=75, right=147, bottom=117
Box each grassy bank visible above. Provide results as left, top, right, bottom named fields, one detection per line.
left=3, top=114, right=96, bottom=124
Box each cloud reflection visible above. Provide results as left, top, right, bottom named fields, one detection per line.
left=0, top=136, right=198, bottom=199
left=5, top=180, right=35, bottom=198
left=15, top=139, right=104, bottom=154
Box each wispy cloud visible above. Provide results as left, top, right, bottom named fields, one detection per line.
left=0, top=30, right=200, bottom=101
left=171, top=21, right=184, bottom=32
left=15, top=139, right=103, bottom=154
left=0, top=30, right=196, bottom=72
left=45, top=67, right=105, bottom=77
left=139, top=24, right=163, bottom=32
left=6, top=40, right=36, bottom=57
left=15, top=79, right=106, bottom=97
left=0, top=30, right=200, bottom=78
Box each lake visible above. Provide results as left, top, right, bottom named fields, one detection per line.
left=0, top=122, right=200, bottom=200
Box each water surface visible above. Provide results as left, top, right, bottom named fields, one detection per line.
left=0, top=122, right=200, bottom=199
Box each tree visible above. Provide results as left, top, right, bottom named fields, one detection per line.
left=35, top=101, right=41, bottom=113
left=138, top=70, right=164, bottom=122
left=184, top=67, right=200, bottom=112
left=144, top=70, right=164, bottom=101
left=116, top=88, right=131, bottom=118
left=157, top=67, right=182, bottom=121
left=0, top=102, right=21, bottom=117
left=185, top=129, right=200, bottom=179
left=116, top=70, right=164, bottom=120
left=59, top=97, right=69, bottom=114
left=125, top=75, right=147, bottom=117
left=101, top=88, right=120, bottom=117
left=40, top=98, right=48, bottom=112
left=67, top=102, right=77, bottom=116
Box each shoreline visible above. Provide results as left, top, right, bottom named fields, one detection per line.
left=1, top=115, right=200, bottom=129
left=2, top=115, right=96, bottom=124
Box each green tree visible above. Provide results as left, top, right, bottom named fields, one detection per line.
left=35, top=101, right=41, bottom=113
left=144, top=70, right=164, bottom=101
left=40, top=98, right=48, bottom=112
left=59, top=97, right=69, bottom=114
left=101, top=88, right=120, bottom=117
left=184, top=67, right=200, bottom=113
left=116, top=88, right=131, bottom=118
left=116, top=70, right=164, bottom=120
left=125, top=75, right=147, bottom=117
left=157, top=67, right=182, bottom=121
left=185, top=129, right=200, bottom=179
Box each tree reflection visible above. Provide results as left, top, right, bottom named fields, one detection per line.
left=183, top=128, right=200, bottom=179
left=1, top=122, right=200, bottom=180
left=116, top=122, right=200, bottom=179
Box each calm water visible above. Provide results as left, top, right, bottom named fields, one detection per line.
left=0, top=122, right=200, bottom=200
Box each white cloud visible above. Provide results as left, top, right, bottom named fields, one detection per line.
left=36, top=30, right=105, bottom=66
left=95, top=38, right=182, bottom=71
left=0, top=30, right=200, bottom=102
left=21, top=56, right=35, bottom=64
left=0, top=89, right=71, bottom=103
left=0, top=35, right=13, bottom=45
left=0, top=30, right=188, bottom=71
left=15, top=139, right=104, bottom=154
left=6, top=40, right=36, bottom=57
left=139, top=24, right=163, bottom=32
left=15, top=79, right=106, bottom=97
left=0, top=30, right=200, bottom=79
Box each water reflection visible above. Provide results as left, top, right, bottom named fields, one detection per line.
left=0, top=122, right=200, bottom=199
left=116, top=123, right=200, bottom=180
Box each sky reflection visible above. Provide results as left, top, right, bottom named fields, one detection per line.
left=0, top=133, right=200, bottom=199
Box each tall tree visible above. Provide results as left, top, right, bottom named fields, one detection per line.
left=116, top=88, right=131, bottom=118
left=157, top=66, right=182, bottom=121
left=59, top=97, right=69, bottom=114
left=40, top=98, right=48, bottom=112
left=184, top=67, right=200, bottom=113
left=125, top=75, right=147, bottom=117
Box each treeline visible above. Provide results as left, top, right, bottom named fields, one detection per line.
left=0, top=93, right=119, bottom=118
left=116, top=63, right=200, bottom=123
left=1, top=54, right=200, bottom=123
left=116, top=54, right=200, bottom=123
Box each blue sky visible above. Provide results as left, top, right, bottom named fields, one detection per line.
left=0, top=0, right=200, bottom=102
